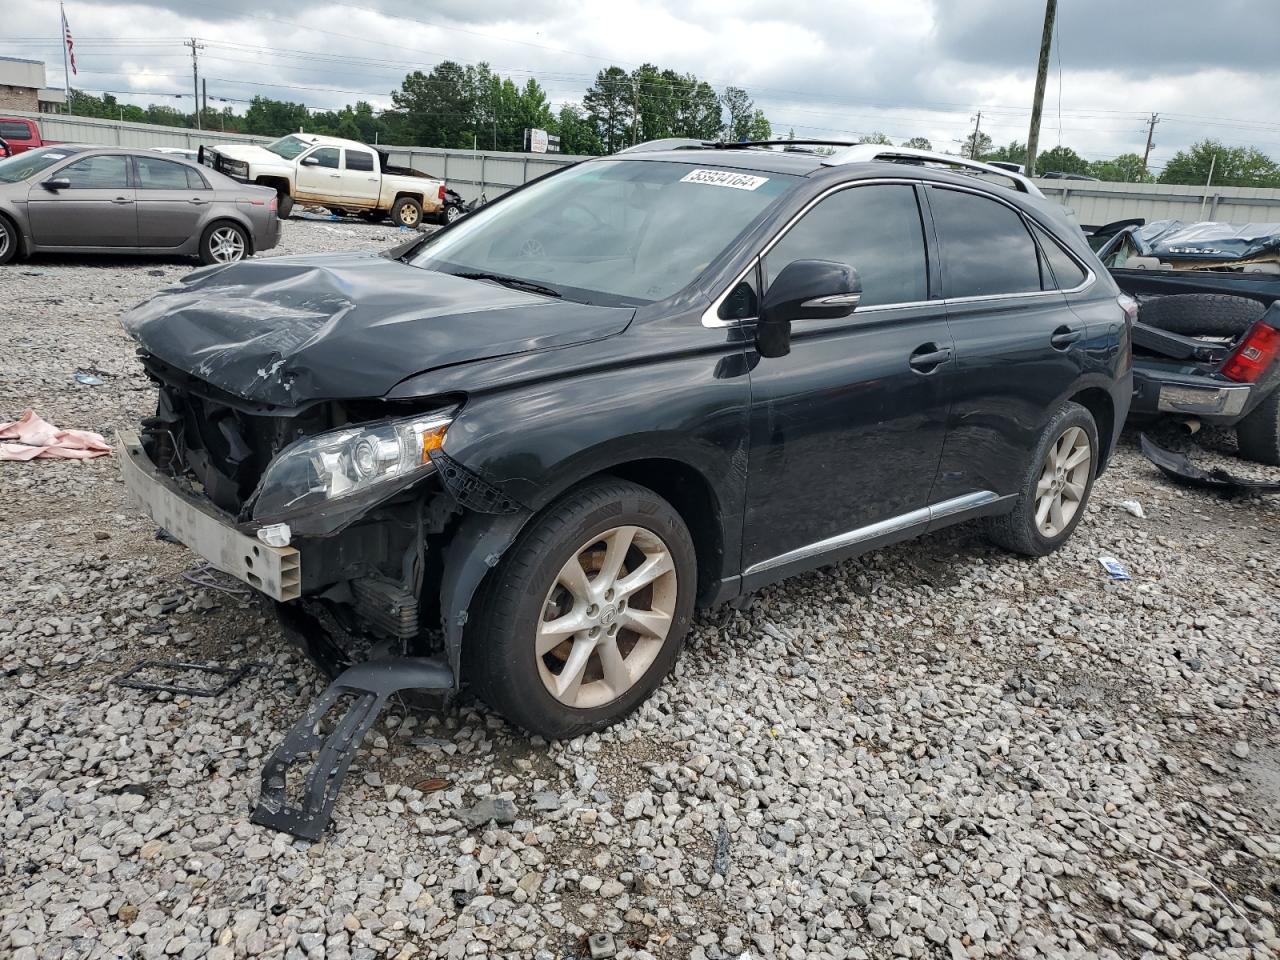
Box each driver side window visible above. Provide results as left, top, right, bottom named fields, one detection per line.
left=307, top=147, right=340, bottom=169
left=765, top=184, right=929, bottom=308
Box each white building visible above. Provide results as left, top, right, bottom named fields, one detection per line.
left=0, top=57, right=68, bottom=114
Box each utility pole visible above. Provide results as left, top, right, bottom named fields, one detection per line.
left=967, top=111, right=982, bottom=158
left=1141, top=112, right=1160, bottom=170
left=1025, top=0, right=1057, bottom=178
left=631, top=77, right=640, bottom=146
left=184, top=38, right=204, bottom=130
left=201, top=78, right=207, bottom=126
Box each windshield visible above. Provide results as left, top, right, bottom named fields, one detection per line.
left=264, top=135, right=312, bottom=160
left=409, top=159, right=796, bottom=305
left=0, top=146, right=83, bottom=183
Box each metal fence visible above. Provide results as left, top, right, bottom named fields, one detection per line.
left=9, top=110, right=1280, bottom=223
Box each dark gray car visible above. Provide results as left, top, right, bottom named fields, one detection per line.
left=0, top=145, right=280, bottom=266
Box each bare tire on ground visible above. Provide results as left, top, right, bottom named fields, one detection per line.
left=198, top=221, right=248, bottom=265
left=1138, top=294, right=1265, bottom=338
left=985, top=401, right=1099, bottom=557
left=391, top=196, right=422, bottom=228
left=1236, top=389, right=1280, bottom=465
left=0, top=216, right=17, bottom=265
left=466, top=478, right=697, bottom=739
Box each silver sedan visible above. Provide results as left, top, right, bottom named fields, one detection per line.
left=0, top=145, right=280, bottom=266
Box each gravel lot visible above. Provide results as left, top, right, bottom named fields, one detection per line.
left=2, top=219, right=1279, bottom=960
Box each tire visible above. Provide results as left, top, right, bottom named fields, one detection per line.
left=198, top=221, right=248, bottom=265
left=276, top=193, right=294, bottom=219
left=466, top=478, right=697, bottom=739
left=985, top=401, right=1100, bottom=557
left=444, top=204, right=463, bottom=224
left=1138, top=294, right=1264, bottom=338
left=0, top=215, right=17, bottom=265
left=1236, top=389, right=1280, bottom=466
left=391, top=196, right=422, bottom=228
left=358, top=210, right=387, bottom=223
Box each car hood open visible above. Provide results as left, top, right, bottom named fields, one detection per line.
left=122, top=252, right=634, bottom=406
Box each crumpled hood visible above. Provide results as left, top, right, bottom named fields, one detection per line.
left=122, top=252, right=634, bottom=406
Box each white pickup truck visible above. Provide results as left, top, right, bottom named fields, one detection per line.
left=201, top=133, right=445, bottom=227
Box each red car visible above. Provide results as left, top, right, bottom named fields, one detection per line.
left=0, top=118, right=59, bottom=156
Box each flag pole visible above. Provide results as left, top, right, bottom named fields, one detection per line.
left=61, top=2, right=72, bottom=114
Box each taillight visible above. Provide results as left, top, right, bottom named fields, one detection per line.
left=269, top=195, right=278, bottom=214
left=438, top=184, right=446, bottom=201
left=1221, top=320, right=1280, bottom=383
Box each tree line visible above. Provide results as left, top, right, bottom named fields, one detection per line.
left=64, top=74, right=1279, bottom=187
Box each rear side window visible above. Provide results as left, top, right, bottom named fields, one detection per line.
left=134, top=155, right=191, bottom=189
left=186, top=166, right=209, bottom=190
left=1032, top=223, right=1088, bottom=289
left=0, top=120, right=32, bottom=140
left=765, top=184, right=928, bottom=307
left=345, top=150, right=375, bottom=172
left=60, top=154, right=130, bottom=189
left=929, top=188, right=1041, bottom=299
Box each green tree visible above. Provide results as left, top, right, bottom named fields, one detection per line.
left=721, top=86, right=754, bottom=141
left=983, top=140, right=1026, bottom=165
left=960, top=130, right=992, bottom=159
left=583, top=66, right=633, bottom=153
left=745, top=109, right=771, bottom=141
left=1036, top=145, right=1091, bottom=176
left=674, top=74, right=722, bottom=140
left=1089, top=153, right=1153, bottom=183
left=858, top=132, right=893, bottom=145
left=1159, top=138, right=1280, bottom=188
left=392, top=61, right=478, bottom=149
left=552, top=103, right=603, bottom=155
left=242, top=96, right=310, bottom=137
left=903, top=136, right=932, bottom=150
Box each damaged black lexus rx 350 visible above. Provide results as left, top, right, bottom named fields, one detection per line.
left=121, top=142, right=1132, bottom=739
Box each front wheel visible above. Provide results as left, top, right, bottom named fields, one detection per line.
left=199, top=221, right=248, bottom=265
left=467, top=479, right=697, bottom=739
left=985, top=401, right=1099, bottom=556
left=0, top=216, right=17, bottom=265
left=391, top=196, right=422, bottom=228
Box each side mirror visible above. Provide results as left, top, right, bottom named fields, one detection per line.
left=756, top=259, right=862, bottom=358
left=42, top=177, right=71, bottom=192
left=301, top=156, right=320, bottom=166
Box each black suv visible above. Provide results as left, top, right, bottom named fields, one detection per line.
left=121, top=142, right=1132, bottom=740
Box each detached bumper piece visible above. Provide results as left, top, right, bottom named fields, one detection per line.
left=1140, top=434, right=1280, bottom=494
left=251, top=657, right=454, bottom=841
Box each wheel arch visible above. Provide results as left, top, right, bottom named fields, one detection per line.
left=393, top=190, right=425, bottom=206
left=1067, top=385, right=1115, bottom=469
left=0, top=207, right=24, bottom=259
left=201, top=215, right=255, bottom=256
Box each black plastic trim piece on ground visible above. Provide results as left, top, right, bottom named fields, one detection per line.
left=251, top=657, right=454, bottom=841
left=1140, top=434, right=1280, bottom=494
left=114, top=660, right=256, bottom=697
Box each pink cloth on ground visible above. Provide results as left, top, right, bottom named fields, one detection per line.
left=0, top=409, right=112, bottom=461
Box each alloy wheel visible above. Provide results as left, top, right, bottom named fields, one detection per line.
left=1034, top=425, right=1092, bottom=537
left=0, top=228, right=9, bottom=261
left=399, top=205, right=419, bottom=226
left=536, top=525, right=678, bottom=709
left=445, top=206, right=462, bottom=223
left=209, top=226, right=245, bottom=263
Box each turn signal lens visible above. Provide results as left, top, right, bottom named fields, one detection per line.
left=421, top=423, right=448, bottom=461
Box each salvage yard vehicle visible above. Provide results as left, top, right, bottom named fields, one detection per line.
left=0, top=145, right=279, bottom=266
left=119, top=141, right=1130, bottom=838
left=0, top=116, right=60, bottom=155
left=1098, top=221, right=1280, bottom=464
left=200, top=132, right=445, bottom=226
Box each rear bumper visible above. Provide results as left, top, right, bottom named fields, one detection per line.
left=118, top=430, right=301, bottom=601
left=1132, top=367, right=1252, bottom=423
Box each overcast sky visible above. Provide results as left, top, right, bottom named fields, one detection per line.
left=5, top=0, right=1279, bottom=168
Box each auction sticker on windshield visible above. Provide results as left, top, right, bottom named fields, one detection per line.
left=680, top=168, right=770, bottom=191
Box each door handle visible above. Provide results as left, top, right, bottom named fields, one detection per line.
left=111, top=197, right=134, bottom=204
left=1051, top=326, right=1083, bottom=349
left=909, top=342, right=952, bottom=373
left=187, top=198, right=209, bottom=205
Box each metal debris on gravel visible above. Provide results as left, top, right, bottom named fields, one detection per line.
left=2, top=220, right=1278, bottom=960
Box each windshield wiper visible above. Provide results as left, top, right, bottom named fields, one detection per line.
left=452, top=271, right=563, bottom=299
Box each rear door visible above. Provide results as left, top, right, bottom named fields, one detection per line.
left=923, top=185, right=1086, bottom=502
left=27, top=153, right=137, bottom=247
left=133, top=154, right=211, bottom=247
left=295, top=146, right=341, bottom=201
left=742, top=181, right=955, bottom=576
left=341, top=147, right=380, bottom=206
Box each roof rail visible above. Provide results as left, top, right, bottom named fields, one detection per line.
left=615, top=138, right=716, bottom=154
left=821, top=145, right=1045, bottom=198
left=616, top=138, right=861, bottom=155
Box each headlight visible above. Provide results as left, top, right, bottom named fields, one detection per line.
left=224, top=159, right=249, bottom=179
left=251, top=410, right=453, bottom=521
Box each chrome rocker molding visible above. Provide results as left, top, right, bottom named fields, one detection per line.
left=743, top=491, right=1009, bottom=577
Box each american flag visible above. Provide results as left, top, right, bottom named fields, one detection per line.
left=62, top=5, right=77, bottom=76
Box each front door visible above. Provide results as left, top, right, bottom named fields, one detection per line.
left=742, top=182, right=953, bottom=577
left=27, top=153, right=137, bottom=247
left=341, top=147, right=380, bottom=207
left=922, top=185, right=1088, bottom=502
left=295, top=146, right=341, bottom=202
left=133, top=153, right=210, bottom=247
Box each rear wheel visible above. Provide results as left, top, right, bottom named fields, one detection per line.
left=444, top=204, right=463, bottom=224
left=467, top=478, right=696, bottom=739
left=1236, top=390, right=1280, bottom=465
left=199, top=221, right=248, bottom=265
left=986, top=402, right=1099, bottom=556
left=276, top=193, right=294, bottom=219
left=0, top=216, right=17, bottom=265
left=391, top=196, right=422, bottom=228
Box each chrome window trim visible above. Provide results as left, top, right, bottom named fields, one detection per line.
left=743, top=491, right=1005, bottom=577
